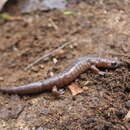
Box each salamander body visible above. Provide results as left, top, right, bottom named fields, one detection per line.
left=0, top=56, right=121, bottom=95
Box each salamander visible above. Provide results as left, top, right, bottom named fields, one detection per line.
left=0, top=56, right=121, bottom=95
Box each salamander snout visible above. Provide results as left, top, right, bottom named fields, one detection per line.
left=95, top=59, right=121, bottom=68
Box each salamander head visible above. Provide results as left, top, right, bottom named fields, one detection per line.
left=96, top=58, right=122, bottom=68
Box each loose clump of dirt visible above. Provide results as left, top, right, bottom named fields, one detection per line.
left=0, top=0, right=130, bottom=129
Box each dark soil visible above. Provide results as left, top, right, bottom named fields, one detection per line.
left=0, top=0, right=130, bottom=129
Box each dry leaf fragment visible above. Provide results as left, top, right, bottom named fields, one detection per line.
left=128, top=93, right=130, bottom=99
left=0, top=13, right=24, bottom=21
left=123, top=111, right=130, bottom=121
left=68, top=84, right=83, bottom=96
left=0, top=77, right=4, bottom=81
left=84, top=81, right=92, bottom=86
left=0, top=0, right=7, bottom=11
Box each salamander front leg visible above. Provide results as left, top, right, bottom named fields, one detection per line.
left=52, top=86, right=61, bottom=98
left=90, top=65, right=106, bottom=75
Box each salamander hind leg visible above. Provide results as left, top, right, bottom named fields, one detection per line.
left=90, top=65, right=106, bottom=75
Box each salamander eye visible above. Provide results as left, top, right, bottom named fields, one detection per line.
left=111, top=62, right=118, bottom=67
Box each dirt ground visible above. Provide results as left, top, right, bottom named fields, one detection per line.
left=0, top=0, right=130, bottom=129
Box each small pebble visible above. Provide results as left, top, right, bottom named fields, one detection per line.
left=128, top=93, right=130, bottom=99
left=53, top=58, right=58, bottom=64
left=31, top=67, right=39, bottom=72
left=83, top=87, right=89, bottom=91
left=126, top=100, right=130, bottom=108
left=69, top=44, right=74, bottom=49
left=36, top=127, right=44, bottom=130
left=39, top=65, right=44, bottom=69
left=0, top=77, right=4, bottom=81
left=49, top=72, right=54, bottom=77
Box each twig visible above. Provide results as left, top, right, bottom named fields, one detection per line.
left=25, top=40, right=72, bottom=70
left=121, top=44, right=128, bottom=53
left=109, top=52, right=130, bottom=57
left=49, top=18, right=58, bottom=30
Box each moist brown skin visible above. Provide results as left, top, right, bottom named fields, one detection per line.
left=0, top=56, right=121, bottom=95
